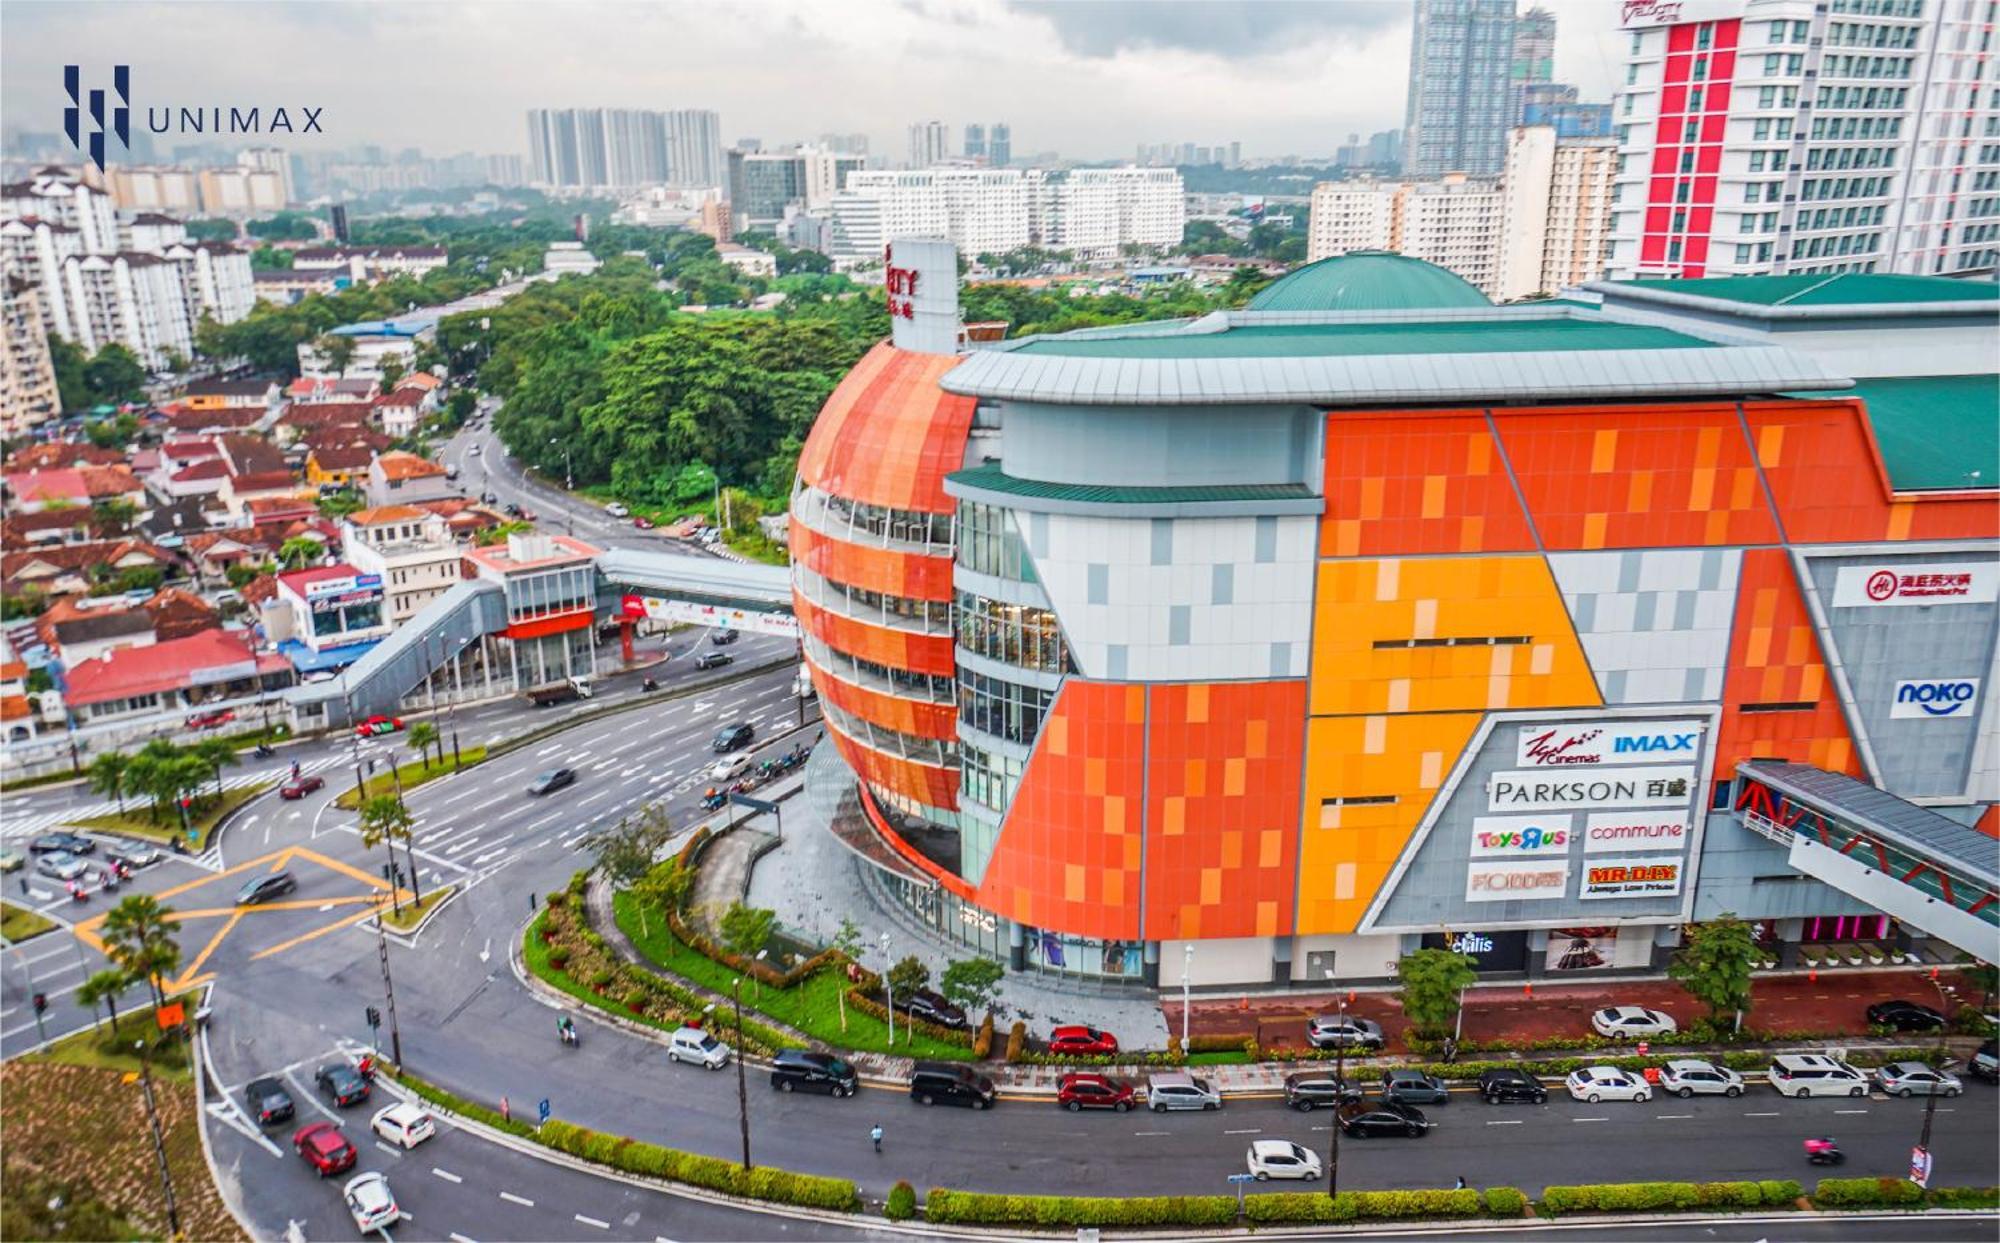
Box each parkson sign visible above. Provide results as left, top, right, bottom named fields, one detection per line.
left=1488, top=767, right=1696, bottom=812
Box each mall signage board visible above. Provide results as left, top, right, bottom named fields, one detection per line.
left=1832, top=563, right=1998, bottom=609
left=1488, top=766, right=1695, bottom=812
left=1465, top=859, right=1571, bottom=903
left=1516, top=722, right=1701, bottom=767
left=1581, top=856, right=1685, bottom=900
left=621, top=594, right=800, bottom=638
left=1889, top=678, right=1981, bottom=720
left=1469, top=814, right=1573, bottom=858
left=1583, top=810, right=1691, bottom=853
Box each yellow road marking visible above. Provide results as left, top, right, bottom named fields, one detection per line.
left=289, top=844, right=402, bottom=889
left=250, top=901, right=393, bottom=961
left=175, top=910, right=245, bottom=986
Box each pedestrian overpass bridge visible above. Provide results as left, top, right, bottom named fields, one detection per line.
left=287, top=549, right=793, bottom=726
left=1734, top=760, right=1999, bottom=961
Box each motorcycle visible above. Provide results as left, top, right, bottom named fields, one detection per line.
left=642, top=677, right=658, bottom=692
left=253, top=743, right=276, bottom=759
left=558, top=1019, right=580, bottom=1048
left=1804, top=1138, right=1845, bottom=1166
left=700, top=788, right=727, bottom=811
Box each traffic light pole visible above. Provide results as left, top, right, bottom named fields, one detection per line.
left=134, top=1037, right=183, bottom=1240
left=376, top=914, right=404, bottom=1067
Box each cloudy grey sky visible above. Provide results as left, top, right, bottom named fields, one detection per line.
left=2, top=1, right=1625, bottom=162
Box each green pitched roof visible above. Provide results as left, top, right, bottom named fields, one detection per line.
left=1247, top=251, right=1492, bottom=313
left=1616, top=273, right=1999, bottom=307
left=1010, top=317, right=1706, bottom=360
left=1788, top=375, right=2000, bottom=492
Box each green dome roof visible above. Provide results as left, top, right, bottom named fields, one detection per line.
left=1248, top=251, right=1493, bottom=313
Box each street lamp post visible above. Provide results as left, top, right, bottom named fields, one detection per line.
left=880, top=931, right=895, bottom=1047
left=1181, top=943, right=1194, bottom=1050
left=1914, top=973, right=1958, bottom=1186
left=1326, top=967, right=1343, bottom=1203
left=133, top=1037, right=183, bottom=1239
left=548, top=438, right=574, bottom=536
left=733, top=976, right=752, bottom=1170
left=375, top=910, right=404, bottom=1066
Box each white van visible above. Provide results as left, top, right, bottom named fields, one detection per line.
left=1767, top=1053, right=1868, bottom=1098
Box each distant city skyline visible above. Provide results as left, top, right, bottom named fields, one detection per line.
left=1, top=1, right=1625, bottom=167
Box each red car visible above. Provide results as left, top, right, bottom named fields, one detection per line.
left=355, top=715, right=404, bottom=738
left=1057, top=1072, right=1134, bottom=1112
left=279, top=775, right=325, bottom=800
left=1047, top=1025, right=1119, bottom=1056
left=185, top=708, right=235, bottom=730
left=633, top=515, right=655, bottom=529
left=292, top=1121, right=357, bottom=1177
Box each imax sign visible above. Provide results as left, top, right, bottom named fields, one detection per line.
left=1515, top=721, right=1703, bottom=768
left=1890, top=678, right=1981, bottom=720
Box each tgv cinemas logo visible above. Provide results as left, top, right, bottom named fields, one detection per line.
left=63, top=65, right=324, bottom=170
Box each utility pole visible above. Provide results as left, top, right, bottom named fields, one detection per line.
left=133, top=1037, right=183, bottom=1240
left=442, top=635, right=464, bottom=766
left=733, top=976, right=752, bottom=1170
left=880, top=931, right=894, bottom=1047
left=1181, top=943, right=1193, bottom=1050
left=1327, top=970, right=1344, bottom=1204
left=375, top=912, right=404, bottom=1066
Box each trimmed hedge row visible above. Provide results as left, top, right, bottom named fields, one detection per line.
left=925, top=1189, right=1238, bottom=1227
left=661, top=832, right=846, bottom=989
left=1543, top=1180, right=1802, bottom=1214
left=1814, top=1178, right=1926, bottom=1208
left=841, top=980, right=974, bottom=1048
left=1242, top=1189, right=1486, bottom=1223
left=539, top=1119, right=858, bottom=1211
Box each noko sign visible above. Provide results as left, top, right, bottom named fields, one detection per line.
left=1466, top=860, right=1570, bottom=903
left=1890, top=678, right=1981, bottom=720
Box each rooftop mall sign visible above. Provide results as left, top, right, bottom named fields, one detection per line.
left=884, top=237, right=960, bottom=355
left=1832, top=563, right=1998, bottom=609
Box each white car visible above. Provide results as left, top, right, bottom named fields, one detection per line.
left=709, top=752, right=753, bottom=781
left=1246, top=1139, right=1322, bottom=1181
left=370, top=1101, right=436, bottom=1149
left=1657, top=1059, right=1745, bottom=1098
left=1590, top=1005, right=1678, bottom=1039
left=342, top=1172, right=402, bottom=1233
left=667, top=1025, right=731, bottom=1069
left=469, top=445, right=483, bottom=456
left=36, top=851, right=89, bottom=881
left=605, top=503, right=629, bottom=519
left=1565, top=1066, right=1652, bottom=1103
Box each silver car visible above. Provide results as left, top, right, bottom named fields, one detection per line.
left=35, top=850, right=88, bottom=881
left=1874, top=1061, right=1963, bottom=1098
left=1307, top=1015, right=1385, bottom=1049
left=1145, top=1072, right=1221, bottom=1111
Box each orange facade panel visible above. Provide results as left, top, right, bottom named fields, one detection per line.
left=1143, top=682, right=1306, bottom=941
left=1710, top=547, right=1861, bottom=790
left=794, top=342, right=976, bottom=515
left=1321, top=411, right=1537, bottom=557
left=974, top=680, right=1145, bottom=941
left=789, top=521, right=955, bottom=602
left=1493, top=404, right=1783, bottom=550
left=824, top=718, right=962, bottom=812
left=1741, top=400, right=2000, bottom=544
left=1310, top=555, right=1602, bottom=718
left=1296, top=712, right=1482, bottom=935
left=792, top=594, right=956, bottom=679
left=814, top=664, right=957, bottom=741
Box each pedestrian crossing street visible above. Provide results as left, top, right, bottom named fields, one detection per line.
left=2, top=754, right=347, bottom=841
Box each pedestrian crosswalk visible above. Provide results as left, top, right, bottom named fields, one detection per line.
left=2, top=754, right=346, bottom=841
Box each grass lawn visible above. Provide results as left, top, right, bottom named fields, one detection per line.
left=723, top=530, right=790, bottom=566
left=0, top=900, right=55, bottom=942
left=523, top=910, right=702, bottom=1042
left=26, top=999, right=195, bottom=1082
left=1187, top=1050, right=1253, bottom=1066
left=612, top=891, right=972, bottom=1060
left=69, top=781, right=272, bottom=846
left=333, top=745, right=488, bottom=809
left=380, top=885, right=453, bottom=932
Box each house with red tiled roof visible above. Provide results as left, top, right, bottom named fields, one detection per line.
left=2, top=539, right=174, bottom=598
left=183, top=528, right=271, bottom=580
left=61, top=626, right=292, bottom=722
left=3, top=442, right=125, bottom=471
left=4, top=465, right=146, bottom=514
left=143, top=586, right=219, bottom=641
left=306, top=443, right=373, bottom=488
left=2, top=506, right=103, bottom=549
left=372, top=386, right=428, bottom=437
left=341, top=505, right=462, bottom=622
left=163, top=406, right=263, bottom=435
left=218, top=467, right=305, bottom=524
left=242, top=494, right=317, bottom=528
left=36, top=595, right=156, bottom=665
left=365, top=450, right=453, bottom=506
left=275, top=401, right=375, bottom=447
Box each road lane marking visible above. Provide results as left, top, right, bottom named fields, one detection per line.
left=499, top=1192, right=535, bottom=1206
left=450, top=1233, right=478, bottom=1243
left=376, top=1141, right=402, bottom=1157
left=1744, top=1111, right=1781, bottom=1117
left=1133, top=1130, right=1170, bottom=1137
left=432, top=1167, right=462, bottom=1183
left=1573, top=1117, right=1609, bottom=1122
left=1655, top=1113, right=1694, bottom=1119
left=1485, top=1119, right=1524, bottom=1125
left=575, top=1215, right=610, bottom=1230
left=1222, top=1128, right=1261, bottom=1135
left=1835, top=1108, right=1868, bottom=1114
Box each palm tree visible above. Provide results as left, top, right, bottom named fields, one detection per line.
left=124, top=740, right=179, bottom=823
left=358, top=794, right=417, bottom=914
left=189, top=736, right=239, bottom=801
left=406, top=721, right=440, bottom=768
left=76, top=969, right=132, bottom=1036
left=277, top=537, right=322, bottom=570
left=86, top=751, right=131, bottom=814
left=100, top=895, right=182, bottom=1009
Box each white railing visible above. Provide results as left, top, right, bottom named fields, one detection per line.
left=1739, top=808, right=1797, bottom=846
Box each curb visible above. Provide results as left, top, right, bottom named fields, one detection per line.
left=190, top=983, right=263, bottom=1243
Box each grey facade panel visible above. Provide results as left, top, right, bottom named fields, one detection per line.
left=1690, top=814, right=1877, bottom=923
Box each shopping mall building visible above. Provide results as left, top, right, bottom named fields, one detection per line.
left=792, top=239, right=1999, bottom=989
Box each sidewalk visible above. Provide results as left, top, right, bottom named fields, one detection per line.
left=1165, top=966, right=1976, bottom=1053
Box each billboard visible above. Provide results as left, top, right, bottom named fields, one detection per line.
left=1832, top=563, right=1998, bottom=609
left=1488, top=766, right=1696, bottom=812
left=1465, top=860, right=1571, bottom=903
left=621, top=594, right=800, bottom=638
left=1889, top=678, right=1981, bottom=720
left=1584, top=810, right=1692, bottom=853
left=1580, top=856, right=1685, bottom=901
left=1469, top=814, right=1573, bottom=858
left=1516, top=722, right=1702, bottom=767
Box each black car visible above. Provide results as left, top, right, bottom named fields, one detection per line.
left=909, top=1061, right=996, bottom=1109
left=903, top=989, right=969, bottom=1029
left=528, top=768, right=576, bottom=796
left=695, top=652, right=734, bottom=671
left=712, top=722, right=754, bottom=752
left=315, top=1064, right=370, bottom=1108
left=769, top=1049, right=858, bottom=1097
left=1284, top=1072, right=1363, bottom=1111
left=710, top=629, right=739, bottom=646
left=1380, top=1069, right=1450, bottom=1105
left=1336, top=1099, right=1431, bottom=1137
left=236, top=871, right=297, bottom=906
left=29, top=831, right=94, bottom=855
left=244, top=1076, right=295, bottom=1125
left=504, top=503, right=523, bottom=516
left=1866, top=1000, right=1947, bottom=1032
left=1477, top=1068, right=1549, bottom=1104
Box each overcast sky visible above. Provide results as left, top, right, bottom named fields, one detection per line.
left=3, top=1, right=1626, bottom=163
